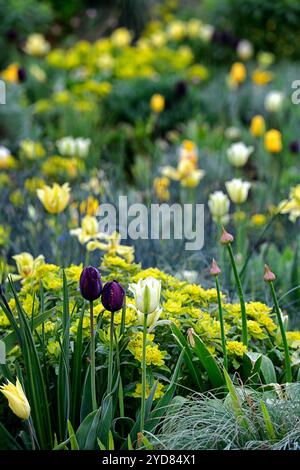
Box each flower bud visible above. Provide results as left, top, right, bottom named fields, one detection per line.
left=129, top=276, right=161, bottom=315
left=263, top=264, right=276, bottom=282
left=0, top=378, right=30, bottom=420
left=210, top=259, right=221, bottom=276
left=101, top=280, right=125, bottom=312
left=79, top=266, right=103, bottom=301
left=220, top=227, right=234, bottom=245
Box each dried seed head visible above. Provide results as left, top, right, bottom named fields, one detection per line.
left=220, top=226, right=234, bottom=245
left=187, top=328, right=195, bottom=348
left=210, top=258, right=221, bottom=276
left=264, top=264, right=276, bottom=282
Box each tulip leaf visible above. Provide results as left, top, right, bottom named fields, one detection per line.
left=192, top=333, right=224, bottom=389
left=260, top=355, right=277, bottom=384
left=170, top=323, right=204, bottom=391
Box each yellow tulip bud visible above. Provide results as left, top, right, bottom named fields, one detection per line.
left=0, top=378, right=31, bottom=420
left=229, top=62, right=247, bottom=85
left=250, top=115, right=265, bottom=137
left=150, top=94, right=165, bottom=113
left=264, top=129, right=282, bottom=153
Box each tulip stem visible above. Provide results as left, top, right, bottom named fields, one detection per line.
left=89, top=301, right=97, bottom=411
left=27, top=418, right=36, bottom=450
left=269, top=282, right=292, bottom=382
left=227, top=243, right=248, bottom=347
left=215, top=276, right=228, bottom=370
left=107, top=311, right=115, bottom=396
left=140, top=313, right=148, bottom=435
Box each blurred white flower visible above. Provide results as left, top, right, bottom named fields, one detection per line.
left=208, top=191, right=230, bottom=224
left=264, top=91, right=284, bottom=113
left=227, top=142, right=254, bottom=167
left=56, top=136, right=91, bottom=158
left=225, top=178, right=251, bottom=204
left=236, top=40, right=253, bottom=60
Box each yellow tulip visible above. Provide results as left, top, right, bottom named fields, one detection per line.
left=23, top=33, right=50, bottom=56
left=37, top=182, right=70, bottom=214
left=250, top=115, right=265, bottom=137
left=1, top=63, right=19, bottom=83
left=229, top=62, right=247, bottom=85
left=150, top=94, right=165, bottom=113
left=0, top=378, right=30, bottom=420
left=252, top=69, right=273, bottom=86
left=264, top=129, right=282, bottom=153
left=12, top=252, right=45, bottom=280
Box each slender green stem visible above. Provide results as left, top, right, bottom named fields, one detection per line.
left=113, top=328, right=124, bottom=418
left=269, top=282, right=292, bottom=382
left=89, top=301, right=97, bottom=411
left=120, top=298, right=126, bottom=336
left=215, top=276, right=228, bottom=370
left=27, top=419, right=36, bottom=450
left=140, top=313, right=148, bottom=434
left=227, top=243, right=248, bottom=347
left=107, top=311, right=115, bottom=396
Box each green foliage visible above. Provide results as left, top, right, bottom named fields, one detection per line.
left=204, top=0, right=300, bottom=59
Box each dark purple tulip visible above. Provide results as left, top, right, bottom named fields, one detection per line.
left=101, top=281, right=125, bottom=312
left=80, top=266, right=103, bottom=301
left=174, top=80, right=188, bottom=97
left=17, top=67, right=26, bottom=82
left=289, top=140, right=299, bottom=154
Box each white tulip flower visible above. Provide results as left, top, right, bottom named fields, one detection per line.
left=225, top=178, right=251, bottom=204
left=227, top=142, right=254, bottom=167
left=129, top=277, right=161, bottom=316
left=236, top=40, right=253, bottom=60
left=264, top=91, right=284, bottom=113
left=208, top=191, right=230, bottom=224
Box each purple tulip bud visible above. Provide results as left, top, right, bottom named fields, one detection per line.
left=80, top=266, right=102, bottom=301
left=101, top=280, right=125, bottom=312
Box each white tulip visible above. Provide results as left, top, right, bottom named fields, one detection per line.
left=56, top=136, right=77, bottom=156
left=264, top=91, right=284, bottom=113
left=236, top=40, right=253, bottom=60
left=75, top=137, right=91, bottom=158
left=227, top=142, right=254, bottom=167
left=208, top=191, right=230, bottom=224
left=225, top=178, right=251, bottom=204
left=0, top=146, right=11, bottom=164
left=129, top=277, right=161, bottom=316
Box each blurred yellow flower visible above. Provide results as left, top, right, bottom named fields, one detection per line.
left=24, top=33, right=50, bottom=56
left=252, top=69, right=273, bottom=86
left=153, top=177, right=170, bottom=201
left=87, top=231, right=134, bottom=262
left=251, top=214, right=267, bottom=226
left=79, top=196, right=99, bottom=216
left=37, top=182, right=71, bottom=214
left=20, top=140, right=45, bottom=160
left=111, top=28, right=132, bottom=48
left=70, top=215, right=105, bottom=245
left=1, top=63, right=19, bottom=82
left=229, top=62, right=247, bottom=85
left=12, top=252, right=45, bottom=280
left=264, top=129, right=282, bottom=153
left=0, top=378, right=30, bottom=420
left=279, top=184, right=300, bottom=222
left=150, top=93, right=165, bottom=113
left=250, top=115, right=265, bottom=137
